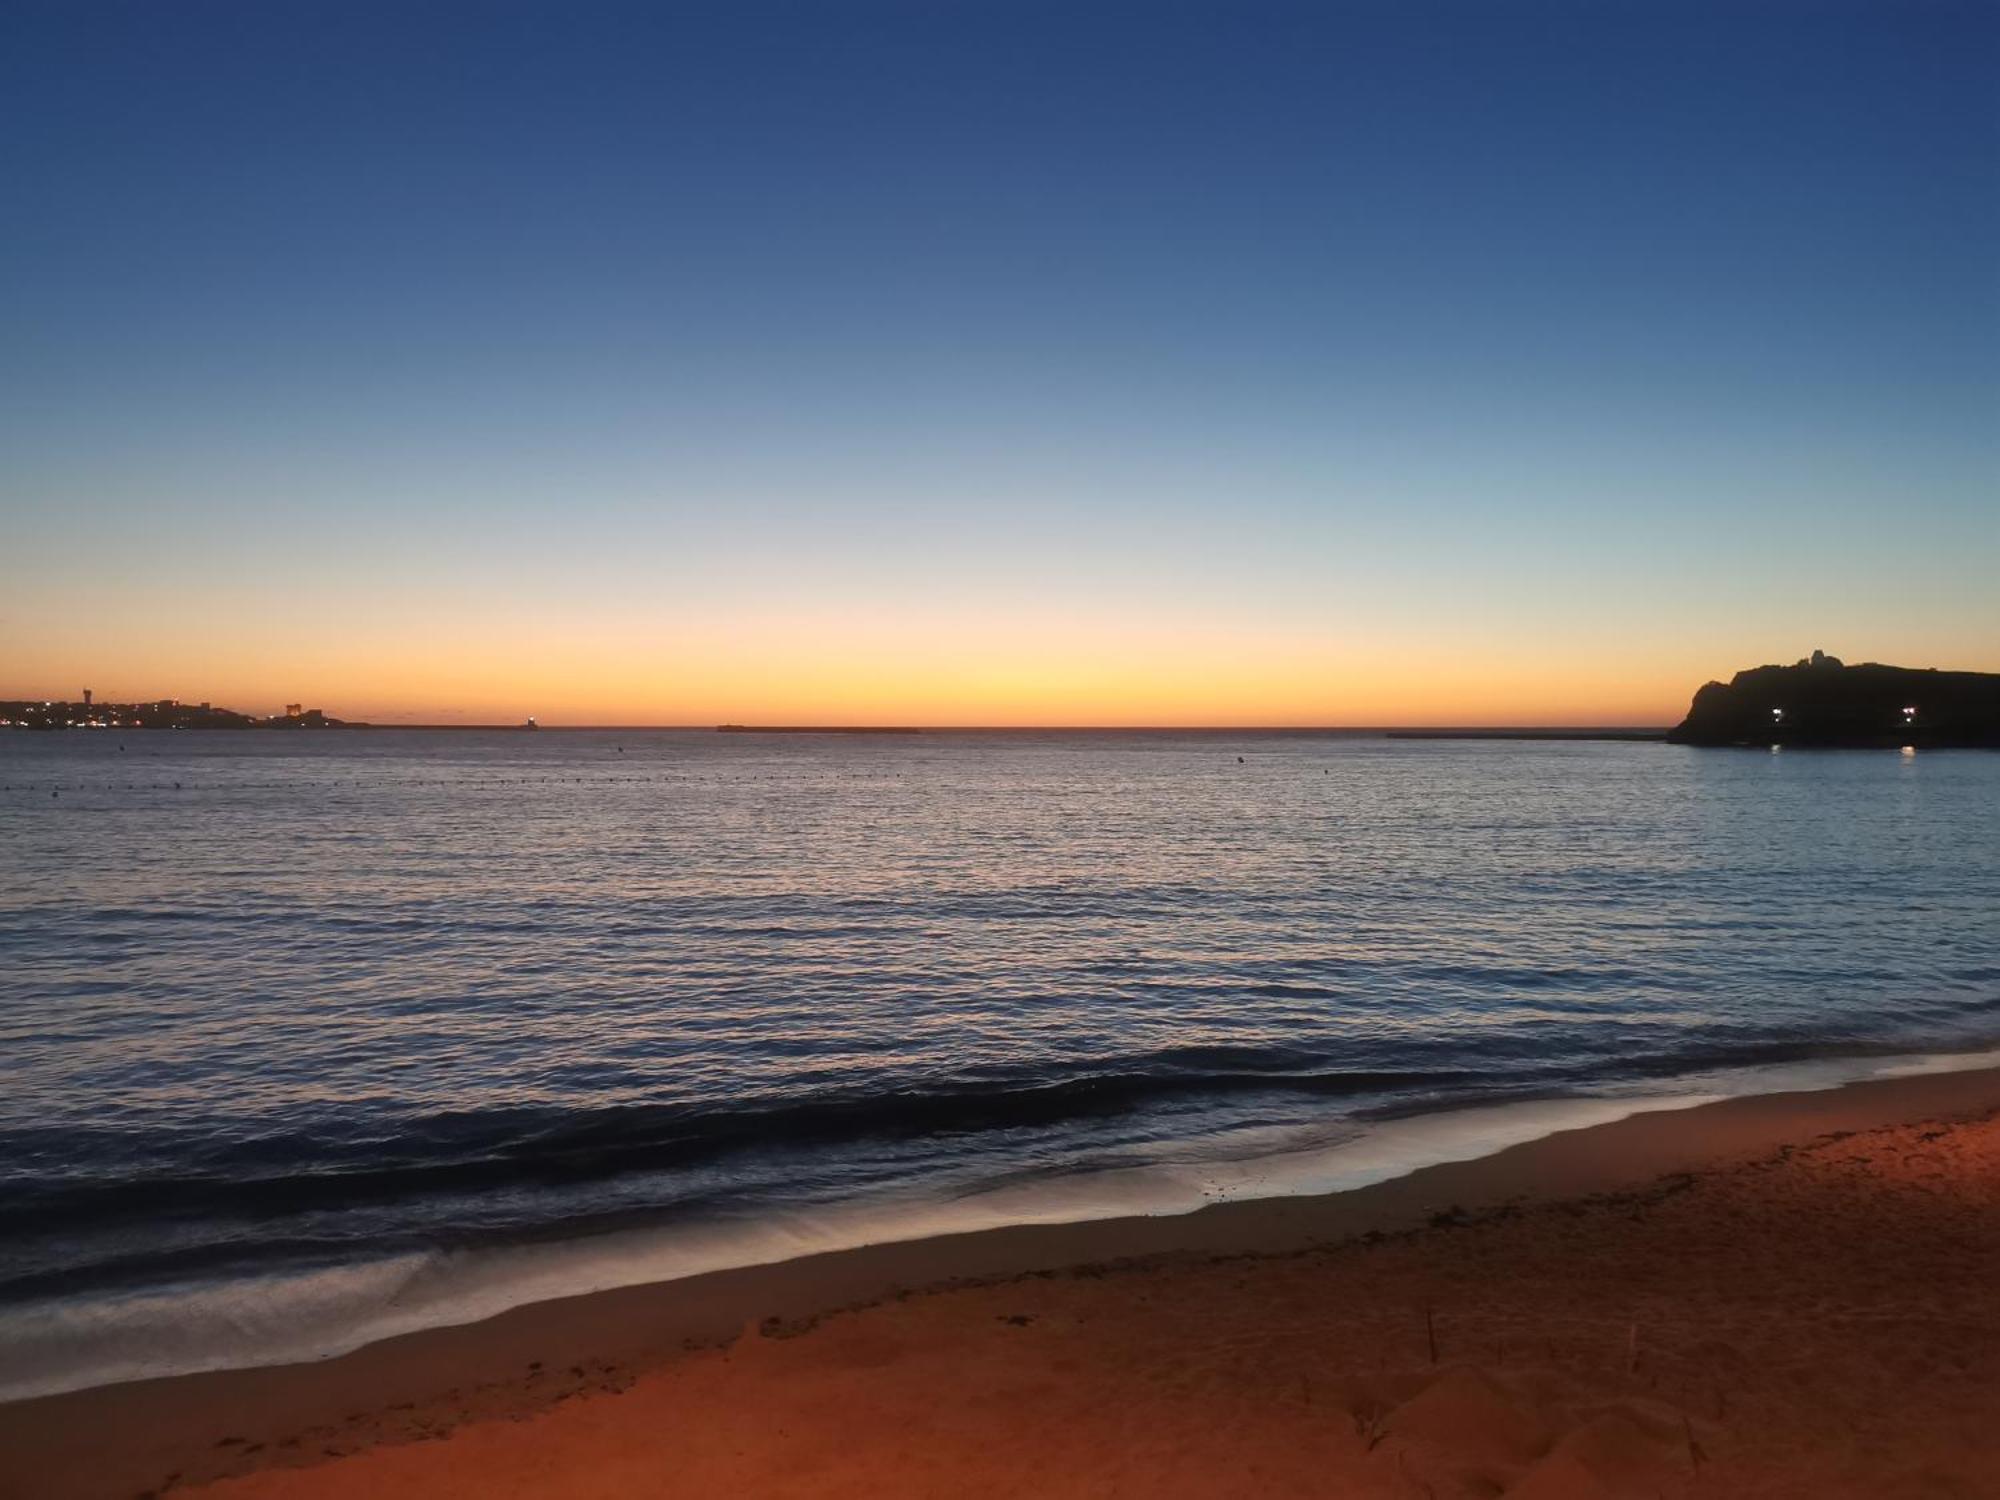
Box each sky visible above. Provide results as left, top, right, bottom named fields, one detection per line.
left=3, top=0, right=1995, bottom=725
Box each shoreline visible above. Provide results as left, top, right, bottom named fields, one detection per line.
left=7, top=1047, right=1993, bottom=1407
left=6, top=1061, right=1998, bottom=1499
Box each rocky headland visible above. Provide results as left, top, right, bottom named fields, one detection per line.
left=1669, top=652, right=2000, bottom=748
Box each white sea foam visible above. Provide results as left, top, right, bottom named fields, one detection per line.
left=5, top=1045, right=1990, bottom=1405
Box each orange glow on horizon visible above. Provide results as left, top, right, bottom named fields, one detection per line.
left=0, top=629, right=1823, bottom=729
left=14, top=594, right=1993, bottom=730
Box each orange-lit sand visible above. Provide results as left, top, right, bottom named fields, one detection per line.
left=6, top=1069, right=1997, bottom=1500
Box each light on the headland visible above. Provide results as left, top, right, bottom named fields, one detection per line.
left=1902, top=745, right=1917, bottom=757
left=1771, top=707, right=1784, bottom=722
left=1903, top=706, right=1918, bottom=722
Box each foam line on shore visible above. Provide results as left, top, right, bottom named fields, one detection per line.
left=3, top=1044, right=1995, bottom=1405
left=6, top=1059, right=2000, bottom=1500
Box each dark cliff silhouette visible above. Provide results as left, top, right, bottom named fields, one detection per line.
left=1669, top=653, right=2000, bottom=748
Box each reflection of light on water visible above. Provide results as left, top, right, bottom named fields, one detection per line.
left=9, top=735, right=2000, bottom=1406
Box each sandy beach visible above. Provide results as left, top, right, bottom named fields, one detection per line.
left=2, top=1064, right=1994, bottom=1499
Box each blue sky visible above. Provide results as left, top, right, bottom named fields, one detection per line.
left=3, top=1, right=1994, bottom=722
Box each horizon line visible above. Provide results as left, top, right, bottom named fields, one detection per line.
left=227, top=721, right=1677, bottom=733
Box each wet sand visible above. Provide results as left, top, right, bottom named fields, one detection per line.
left=4, top=1065, right=1997, bottom=1499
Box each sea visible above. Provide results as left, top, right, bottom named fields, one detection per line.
left=2, top=729, right=1997, bottom=1400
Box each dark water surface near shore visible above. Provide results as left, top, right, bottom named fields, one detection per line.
left=2, top=731, right=1996, bottom=1392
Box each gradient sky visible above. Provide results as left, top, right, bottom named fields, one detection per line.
left=3, top=1, right=1995, bottom=725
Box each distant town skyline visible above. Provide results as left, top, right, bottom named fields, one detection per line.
left=4, top=2, right=1995, bottom=726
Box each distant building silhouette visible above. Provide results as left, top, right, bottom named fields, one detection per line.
left=3, top=697, right=356, bottom=731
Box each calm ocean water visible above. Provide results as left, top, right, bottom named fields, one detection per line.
left=3, top=730, right=1997, bottom=1396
